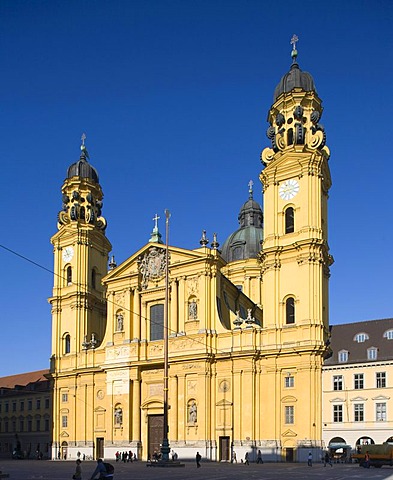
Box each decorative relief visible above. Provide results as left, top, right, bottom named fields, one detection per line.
left=106, top=346, right=131, bottom=361
left=187, top=277, right=199, bottom=296
left=114, top=290, right=127, bottom=308
left=182, top=363, right=200, bottom=370
left=174, top=338, right=198, bottom=351
left=138, top=247, right=167, bottom=289
left=149, top=383, right=164, bottom=397
left=187, top=380, right=197, bottom=393
left=96, top=390, right=104, bottom=400
left=219, top=380, right=230, bottom=393
left=149, top=344, right=163, bottom=355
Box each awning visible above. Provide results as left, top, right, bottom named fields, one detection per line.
left=328, top=443, right=351, bottom=449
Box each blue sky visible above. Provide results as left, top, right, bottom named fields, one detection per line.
left=0, top=0, right=392, bottom=376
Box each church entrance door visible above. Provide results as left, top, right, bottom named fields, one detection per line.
left=219, top=436, right=230, bottom=461
left=148, top=414, right=164, bottom=459
left=96, top=437, right=104, bottom=459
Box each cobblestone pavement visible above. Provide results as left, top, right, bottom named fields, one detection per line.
left=1, top=460, right=393, bottom=480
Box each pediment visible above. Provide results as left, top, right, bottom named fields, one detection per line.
left=372, top=395, right=390, bottom=401
left=94, top=406, right=106, bottom=413
left=330, top=397, right=345, bottom=403
left=282, top=429, right=297, bottom=437
left=60, top=431, right=69, bottom=437
left=216, top=399, right=233, bottom=407
left=103, top=243, right=212, bottom=283
left=350, top=396, right=367, bottom=402
left=281, top=395, right=297, bottom=403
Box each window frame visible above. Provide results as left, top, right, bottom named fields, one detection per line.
left=354, top=373, right=364, bottom=390
left=333, top=404, right=343, bottom=423
left=285, top=405, right=294, bottom=424
left=333, top=375, right=343, bottom=391
left=354, top=403, right=364, bottom=422
left=376, top=372, right=386, bottom=388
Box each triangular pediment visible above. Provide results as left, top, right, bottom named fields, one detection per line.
left=372, top=395, right=390, bottom=401
left=350, top=396, right=367, bottom=402
left=103, top=243, right=213, bottom=283
left=216, top=399, right=233, bottom=407
left=60, top=431, right=69, bottom=437
left=282, top=429, right=297, bottom=437
left=94, top=406, right=106, bottom=413
left=330, top=397, right=345, bottom=403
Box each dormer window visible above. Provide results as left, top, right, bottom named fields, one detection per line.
left=338, top=350, right=348, bottom=363
left=367, top=347, right=377, bottom=360
left=384, top=329, right=393, bottom=340
left=354, top=332, right=369, bottom=343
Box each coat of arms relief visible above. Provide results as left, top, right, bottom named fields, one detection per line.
left=138, top=247, right=168, bottom=289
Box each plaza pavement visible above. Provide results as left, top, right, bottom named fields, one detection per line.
left=1, top=459, right=393, bottom=480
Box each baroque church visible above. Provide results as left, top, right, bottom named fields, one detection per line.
left=49, top=42, right=332, bottom=463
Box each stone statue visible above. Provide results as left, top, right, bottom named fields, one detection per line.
left=114, top=407, right=123, bottom=425
left=188, top=300, right=197, bottom=320
left=188, top=401, right=197, bottom=424
left=116, top=313, right=124, bottom=331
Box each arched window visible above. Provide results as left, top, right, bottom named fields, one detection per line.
left=64, top=334, right=71, bottom=354
left=286, top=297, right=295, bottom=324
left=66, top=266, right=72, bottom=285
left=150, top=304, right=164, bottom=341
left=287, top=128, right=294, bottom=146
left=91, top=269, right=96, bottom=289
left=285, top=207, right=294, bottom=234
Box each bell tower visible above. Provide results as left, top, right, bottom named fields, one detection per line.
left=49, top=135, right=112, bottom=367
left=259, top=37, right=333, bottom=448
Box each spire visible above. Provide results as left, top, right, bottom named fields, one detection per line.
left=108, top=255, right=117, bottom=270
left=149, top=213, right=164, bottom=244
left=199, top=230, right=209, bottom=246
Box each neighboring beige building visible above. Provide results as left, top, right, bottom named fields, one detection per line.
left=322, top=318, right=393, bottom=459
left=48, top=44, right=332, bottom=462
left=0, top=370, right=52, bottom=459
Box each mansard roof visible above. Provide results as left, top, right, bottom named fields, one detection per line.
left=324, top=318, right=393, bottom=366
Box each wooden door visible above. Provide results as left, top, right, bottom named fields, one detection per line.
left=148, top=415, right=164, bottom=459
left=96, top=437, right=104, bottom=459
left=219, top=436, right=230, bottom=461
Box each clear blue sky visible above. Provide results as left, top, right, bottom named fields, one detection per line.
left=0, top=0, right=392, bottom=377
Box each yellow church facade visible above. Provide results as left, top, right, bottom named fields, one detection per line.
left=49, top=44, right=332, bottom=463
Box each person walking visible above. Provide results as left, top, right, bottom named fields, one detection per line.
left=73, top=459, right=82, bottom=479
left=324, top=452, right=332, bottom=467
left=256, top=450, right=263, bottom=464
left=244, top=452, right=249, bottom=465
left=364, top=451, right=370, bottom=468
left=196, top=451, right=201, bottom=468
left=307, top=451, right=312, bottom=466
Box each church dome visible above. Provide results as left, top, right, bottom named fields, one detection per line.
left=67, top=146, right=99, bottom=183
left=273, top=61, right=316, bottom=102
left=221, top=187, right=263, bottom=263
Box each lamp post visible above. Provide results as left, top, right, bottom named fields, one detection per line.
left=160, top=209, right=171, bottom=462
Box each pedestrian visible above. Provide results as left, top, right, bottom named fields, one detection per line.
left=232, top=451, right=237, bottom=463
left=196, top=451, right=201, bottom=468
left=364, top=451, right=370, bottom=468
left=324, top=452, right=332, bottom=467
left=244, top=452, right=249, bottom=465
left=73, top=459, right=82, bottom=479
left=256, top=449, right=263, bottom=464
left=307, top=451, right=312, bottom=467
left=89, top=458, right=113, bottom=479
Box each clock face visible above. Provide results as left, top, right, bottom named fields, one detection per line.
left=62, top=246, right=74, bottom=262
left=279, top=179, right=299, bottom=201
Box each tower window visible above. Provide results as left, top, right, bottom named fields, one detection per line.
left=285, top=297, right=295, bottom=324
left=287, top=128, right=294, bottom=146
left=64, top=334, right=71, bottom=354
left=66, top=266, right=72, bottom=285
left=92, top=269, right=96, bottom=289
left=150, top=304, right=164, bottom=341
left=285, top=207, right=294, bottom=233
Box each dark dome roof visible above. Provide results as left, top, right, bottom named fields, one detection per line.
left=273, top=62, right=316, bottom=102
left=221, top=195, right=263, bottom=263
left=67, top=153, right=99, bottom=183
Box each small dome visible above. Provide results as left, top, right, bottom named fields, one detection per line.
left=221, top=193, right=263, bottom=263
left=273, top=62, right=316, bottom=102
left=67, top=153, right=99, bottom=183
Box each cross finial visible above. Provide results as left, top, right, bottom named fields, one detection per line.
left=290, top=34, right=299, bottom=62
left=248, top=180, right=254, bottom=198
left=81, top=133, right=86, bottom=146
left=152, top=213, right=160, bottom=230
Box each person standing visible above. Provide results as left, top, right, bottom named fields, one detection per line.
left=73, top=459, right=82, bottom=479
left=307, top=451, right=312, bottom=466
left=256, top=450, right=263, bottom=464
left=364, top=451, right=370, bottom=468
left=196, top=451, right=201, bottom=468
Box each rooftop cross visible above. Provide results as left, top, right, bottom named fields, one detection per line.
left=153, top=213, right=160, bottom=230
left=290, top=34, right=299, bottom=62
left=248, top=179, right=254, bottom=198
left=81, top=133, right=86, bottom=146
